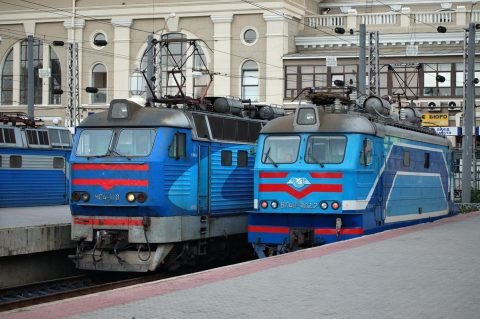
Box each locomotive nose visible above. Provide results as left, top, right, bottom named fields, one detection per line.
left=71, top=163, right=150, bottom=205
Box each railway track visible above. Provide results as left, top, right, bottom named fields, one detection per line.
left=0, top=273, right=168, bottom=312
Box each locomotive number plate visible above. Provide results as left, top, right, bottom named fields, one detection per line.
left=95, top=193, right=120, bottom=201
left=280, top=201, right=318, bottom=209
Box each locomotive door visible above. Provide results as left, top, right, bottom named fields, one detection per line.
left=197, top=144, right=210, bottom=215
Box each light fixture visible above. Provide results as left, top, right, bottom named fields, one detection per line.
left=129, top=70, right=146, bottom=96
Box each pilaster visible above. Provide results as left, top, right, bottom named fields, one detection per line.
left=211, top=15, right=233, bottom=96
left=112, top=19, right=132, bottom=99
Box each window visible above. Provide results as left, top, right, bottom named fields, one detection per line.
left=423, top=63, right=451, bottom=97
left=0, top=127, right=16, bottom=144
left=48, top=128, right=73, bottom=148
left=10, top=155, right=22, bottom=168
left=26, top=129, right=49, bottom=146
left=53, top=157, right=65, bottom=169
left=116, top=129, right=156, bottom=156
left=403, top=151, right=410, bottom=166
left=91, top=63, right=107, bottom=104
left=168, top=132, right=186, bottom=159
left=93, top=32, right=106, bottom=48
left=49, top=47, right=61, bottom=105
left=360, top=139, right=372, bottom=166
left=76, top=129, right=113, bottom=156
left=1, top=49, right=13, bottom=104
left=1, top=40, right=62, bottom=106
left=424, top=153, right=430, bottom=169
left=221, top=150, right=232, bottom=166
left=241, top=60, right=259, bottom=102
left=243, top=29, right=257, bottom=44
left=193, top=113, right=210, bottom=139
left=237, top=150, right=248, bottom=167
left=262, top=136, right=300, bottom=164
left=305, top=136, right=347, bottom=164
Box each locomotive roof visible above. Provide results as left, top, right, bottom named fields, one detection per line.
left=262, top=110, right=450, bottom=147
left=79, top=99, right=192, bottom=128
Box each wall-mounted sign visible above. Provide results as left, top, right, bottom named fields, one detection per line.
left=421, top=113, right=448, bottom=127
left=325, top=56, right=337, bottom=67
left=38, top=68, right=51, bottom=78
left=432, top=127, right=462, bottom=136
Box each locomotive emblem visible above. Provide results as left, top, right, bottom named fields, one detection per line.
left=287, top=177, right=311, bottom=189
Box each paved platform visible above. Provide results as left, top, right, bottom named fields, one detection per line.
left=0, top=205, right=73, bottom=257
left=2, top=211, right=479, bottom=319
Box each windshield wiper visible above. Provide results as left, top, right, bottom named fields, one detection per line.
left=263, top=147, right=278, bottom=167
left=109, top=149, right=132, bottom=161
left=308, top=148, right=324, bottom=168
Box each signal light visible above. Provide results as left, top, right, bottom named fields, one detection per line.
left=126, top=192, right=136, bottom=203
left=72, top=192, right=81, bottom=202
left=260, top=200, right=268, bottom=209
left=320, top=201, right=328, bottom=210
left=332, top=201, right=340, bottom=210
left=271, top=201, right=278, bottom=209
left=137, top=192, right=147, bottom=203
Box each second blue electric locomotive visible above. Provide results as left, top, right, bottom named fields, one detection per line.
left=248, top=95, right=457, bottom=257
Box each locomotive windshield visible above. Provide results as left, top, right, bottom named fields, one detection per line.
left=115, top=129, right=156, bottom=156
left=305, top=136, right=346, bottom=164
left=76, top=129, right=113, bottom=156
left=76, top=128, right=156, bottom=157
left=262, top=136, right=300, bottom=164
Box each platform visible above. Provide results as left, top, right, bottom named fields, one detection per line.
left=2, top=211, right=479, bottom=318
left=0, top=205, right=73, bottom=257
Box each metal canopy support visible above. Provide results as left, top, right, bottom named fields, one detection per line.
left=27, top=35, right=34, bottom=119
left=368, top=31, right=380, bottom=96
left=461, top=23, right=476, bottom=203
left=358, top=24, right=366, bottom=98
left=67, top=42, right=79, bottom=127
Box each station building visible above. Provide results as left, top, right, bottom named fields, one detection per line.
left=0, top=0, right=478, bottom=141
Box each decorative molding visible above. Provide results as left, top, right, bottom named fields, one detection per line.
left=111, top=19, right=132, bottom=28
left=211, top=15, right=233, bottom=23
left=295, top=32, right=478, bottom=48
left=263, top=13, right=285, bottom=22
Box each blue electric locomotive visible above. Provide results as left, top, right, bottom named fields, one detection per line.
left=248, top=95, right=456, bottom=257
left=0, top=113, right=72, bottom=207
left=70, top=98, right=277, bottom=271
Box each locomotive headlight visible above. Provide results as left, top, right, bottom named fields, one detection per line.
left=320, top=201, right=328, bottom=210
left=260, top=200, right=268, bottom=209
left=271, top=201, right=278, bottom=209
left=126, top=192, right=136, bottom=203
left=81, top=192, right=90, bottom=202
left=137, top=192, right=147, bottom=203
left=72, top=192, right=81, bottom=202
left=331, top=201, right=340, bottom=210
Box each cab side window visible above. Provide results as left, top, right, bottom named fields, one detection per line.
left=168, top=133, right=186, bottom=159
left=360, top=139, right=373, bottom=166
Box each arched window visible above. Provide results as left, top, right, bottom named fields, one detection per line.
left=91, top=63, right=107, bottom=104
left=1, top=40, right=62, bottom=106
left=1, top=49, right=13, bottom=104
left=241, top=60, right=259, bottom=102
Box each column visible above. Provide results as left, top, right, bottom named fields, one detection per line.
left=211, top=15, right=233, bottom=97
left=42, top=43, right=50, bottom=105
left=12, top=42, right=20, bottom=106
left=112, top=19, right=132, bottom=99
left=263, top=13, right=288, bottom=105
